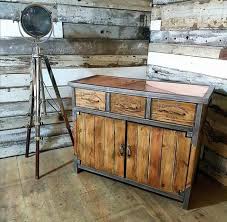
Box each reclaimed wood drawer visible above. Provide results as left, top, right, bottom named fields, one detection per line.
left=152, top=99, right=196, bottom=126
left=111, top=93, right=146, bottom=118
left=76, top=89, right=105, bottom=111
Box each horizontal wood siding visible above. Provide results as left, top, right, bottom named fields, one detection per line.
left=0, top=1, right=151, bottom=158
left=148, top=0, right=227, bottom=184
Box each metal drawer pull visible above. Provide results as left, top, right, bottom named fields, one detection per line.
left=127, top=145, right=131, bottom=157
left=119, top=144, right=125, bottom=156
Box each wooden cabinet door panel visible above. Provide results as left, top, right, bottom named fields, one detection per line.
left=75, top=113, right=125, bottom=177
left=126, top=123, right=192, bottom=194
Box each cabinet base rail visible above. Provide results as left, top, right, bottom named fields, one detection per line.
left=73, top=158, right=192, bottom=209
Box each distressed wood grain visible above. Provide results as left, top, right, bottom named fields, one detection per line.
left=2, top=0, right=152, bottom=11
left=151, top=1, right=227, bottom=30
left=147, top=65, right=227, bottom=94
left=148, top=52, right=227, bottom=80
left=0, top=39, right=149, bottom=55
left=63, top=23, right=150, bottom=40
left=150, top=30, right=227, bottom=47
left=149, top=43, right=227, bottom=60
left=0, top=98, right=71, bottom=118
left=0, top=55, right=147, bottom=75
left=160, top=129, right=176, bottom=192
left=152, top=99, right=196, bottom=126
left=76, top=89, right=106, bottom=111
left=126, top=122, right=138, bottom=181
left=148, top=127, right=163, bottom=188
left=111, top=94, right=146, bottom=118
left=0, top=134, right=72, bottom=158
left=0, top=2, right=151, bottom=26
left=173, top=132, right=191, bottom=193
left=0, top=111, right=71, bottom=131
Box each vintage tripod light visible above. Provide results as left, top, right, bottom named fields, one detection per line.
left=19, top=4, right=74, bottom=179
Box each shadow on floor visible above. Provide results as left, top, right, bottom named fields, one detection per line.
left=189, top=172, right=227, bottom=209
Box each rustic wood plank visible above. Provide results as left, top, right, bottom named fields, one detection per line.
left=76, top=89, right=106, bottom=111
left=84, top=114, right=95, bottom=167
left=0, top=86, right=71, bottom=103
left=150, top=30, right=227, bottom=47
left=104, top=118, right=115, bottom=174
left=0, top=134, right=72, bottom=158
left=151, top=1, right=227, bottom=30
left=0, top=55, right=147, bottom=75
left=147, top=65, right=227, bottom=94
left=136, top=125, right=150, bottom=184
left=126, top=122, right=138, bottom=180
left=0, top=39, right=149, bottom=55
left=0, top=122, right=72, bottom=145
left=63, top=23, right=149, bottom=40
left=0, top=111, right=71, bottom=131
left=148, top=52, right=227, bottom=80
left=153, top=0, right=186, bottom=4
left=2, top=0, right=152, bottom=11
left=111, top=94, right=146, bottom=118
left=0, top=2, right=151, bottom=25
left=76, top=113, right=86, bottom=162
left=148, top=127, right=163, bottom=188
left=173, top=132, right=191, bottom=193
left=186, top=145, right=200, bottom=188
left=160, top=129, right=176, bottom=193
left=0, top=98, right=71, bottom=118
left=149, top=43, right=227, bottom=60
left=152, top=99, right=196, bottom=126
left=114, top=119, right=125, bottom=177
left=94, top=115, right=105, bottom=171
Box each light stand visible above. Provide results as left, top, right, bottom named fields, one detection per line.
left=19, top=4, right=74, bottom=179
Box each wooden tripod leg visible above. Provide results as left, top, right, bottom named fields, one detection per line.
left=25, top=61, right=35, bottom=158
left=43, top=56, right=74, bottom=145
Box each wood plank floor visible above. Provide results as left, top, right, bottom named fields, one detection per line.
left=1, top=147, right=227, bottom=222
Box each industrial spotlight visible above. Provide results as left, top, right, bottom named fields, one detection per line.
left=19, top=4, right=74, bottom=179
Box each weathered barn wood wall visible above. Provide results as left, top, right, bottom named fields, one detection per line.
left=148, top=0, right=227, bottom=185
left=0, top=0, right=151, bottom=158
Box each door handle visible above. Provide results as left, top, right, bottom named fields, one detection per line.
left=119, top=144, right=125, bottom=156
left=127, top=145, right=131, bottom=157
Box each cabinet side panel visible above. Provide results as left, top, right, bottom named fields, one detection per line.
left=148, top=127, right=163, bottom=188
left=85, top=114, right=95, bottom=167
left=137, top=125, right=151, bottom=184
left=160, top=129, right=177, bottom=193
left=173, top=132, right=191, bottom=193
left=104, top=118, right=115, bottom=173
left=76, top=113, right=86, bottom=162
left=114, top=119, right=126, bottom=177
left=94, top=116, right=105, bottom=171
left=126, top=123, right=138, bottom=180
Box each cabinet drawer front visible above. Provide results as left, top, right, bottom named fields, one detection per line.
left=152, top=100, right=196, bottom=126
left=111, top=93, right=146, bottom=118
left=76, top=89, right=105, bottom=111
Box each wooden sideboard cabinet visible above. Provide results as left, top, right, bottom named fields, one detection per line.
left=69, top=75, right=214, bottom=209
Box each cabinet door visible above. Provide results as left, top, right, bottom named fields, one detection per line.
left=76, top=113, right=125, bottom=177
left=126, top=123, right=191, bottom=194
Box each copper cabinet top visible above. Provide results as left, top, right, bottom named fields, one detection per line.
left=68, top=75, right=214, bottom=104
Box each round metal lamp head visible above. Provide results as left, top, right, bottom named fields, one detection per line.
left=21, top=4, right=52, bottom=39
